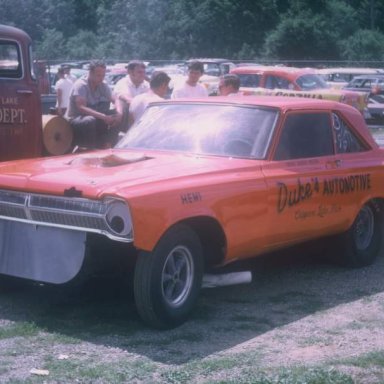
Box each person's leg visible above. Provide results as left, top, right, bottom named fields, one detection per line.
left=70, top=116, right=100, bottom=149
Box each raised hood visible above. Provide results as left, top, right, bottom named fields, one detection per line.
left=0, top=149, right=261, bottom=199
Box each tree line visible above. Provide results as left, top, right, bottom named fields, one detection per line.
left=1, top=0, right=384, bottom=64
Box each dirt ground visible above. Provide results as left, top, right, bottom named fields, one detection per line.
left=1, top=248, right=384, bottom=382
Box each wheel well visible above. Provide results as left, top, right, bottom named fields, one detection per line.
left=365, top=198, right=384, bottom=215
left=180, top=216, right=226, bottom=268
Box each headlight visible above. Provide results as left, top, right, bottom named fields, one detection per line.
left=106, top=200, right=132, bottom=237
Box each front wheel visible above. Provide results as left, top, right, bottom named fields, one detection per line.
left=337, top=201, right=384, bottom=267
left=134, top=224, right=204, bottom=329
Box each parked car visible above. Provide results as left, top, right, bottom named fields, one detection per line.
left=184, top=58, right=237, bottom=95
left=231, top=66, right=369, bottom=115
left=343, top=74, right=384, bottom=123
left=0, top=96, right=383, bottom=329
left=186, top=58, right=236, bottom=77
left=316, top=67, right=384, bottom=89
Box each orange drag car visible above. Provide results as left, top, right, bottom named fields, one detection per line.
left=0, top=96, right=383, bottom=329
left=231, top=66, right=369, bottom=115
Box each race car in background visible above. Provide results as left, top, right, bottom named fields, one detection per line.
left=231, top=66, right=369, bottom=116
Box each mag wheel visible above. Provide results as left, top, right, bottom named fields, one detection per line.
left=134, top=224, right=204, bottom=329
left=338, top=201, right=383, bottom=268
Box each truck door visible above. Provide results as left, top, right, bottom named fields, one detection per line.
left=0, top=25, right=43, bottom=161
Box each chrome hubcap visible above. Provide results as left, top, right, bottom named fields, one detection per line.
left=161, top=245, right=194, bottom=307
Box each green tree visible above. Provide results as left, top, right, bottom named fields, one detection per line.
left=35, top=29, right=67, bottom=60
left=262, top=0, right=359, bottom=61
left=340, top=29, right=384, bottom=61
left=65, top=30, right=99, bottom=59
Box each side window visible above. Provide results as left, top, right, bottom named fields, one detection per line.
left=265, top=75, right=292, bottom=90
left=238, top=74, right=260, bottom=87
left=333, top=113, right=366, bottom=153
left=274, top=113, right=334, bottom=160
left=0, top=41, right=22, bottom=79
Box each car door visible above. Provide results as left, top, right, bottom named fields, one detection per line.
left=261, top=110, right=364, bottom=251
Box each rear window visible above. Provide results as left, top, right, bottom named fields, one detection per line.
left=0, top=41, right=22, bottom=79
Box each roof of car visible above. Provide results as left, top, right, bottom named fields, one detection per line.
left=350, top=74, right=384, bottom=80
left=160, top=95, right=354, bottom=110
left=317, top=67, right=383, bottom=75
left=231, top=65, right=314, bottom=75
left=152, top=96, right=375, bottom=147
left=187, top=58, right=234, bottom=64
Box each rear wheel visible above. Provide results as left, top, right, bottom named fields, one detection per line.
left=134, top=224, right=204, bottom=329
left=337, top=201, right=383, bottom=267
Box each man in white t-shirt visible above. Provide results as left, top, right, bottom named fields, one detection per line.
left=129, top=71, right=171, bottom=124
left=55, top=67, right=73, bottom=116
left=171, top=60, right=208, bottom=98
left=113, top=60, right=150, bottom=130
left=114, top=60, right=149, bottom=102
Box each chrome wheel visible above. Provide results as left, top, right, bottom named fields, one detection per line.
left=161, top=245, right=194, bottom=308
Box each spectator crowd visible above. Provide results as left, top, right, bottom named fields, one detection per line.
left=52, top=59, right=241, bottom=150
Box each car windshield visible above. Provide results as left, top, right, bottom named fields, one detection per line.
left=117, top=103, right=279, bottom=159
left=296, top=74, right=329, bottom=90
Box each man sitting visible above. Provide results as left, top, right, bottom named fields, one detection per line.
left=66, top=60, right=123, bottom=149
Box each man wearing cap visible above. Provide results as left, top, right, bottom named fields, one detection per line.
left=129, top=71, right=170, bottom=124
left=62, top=65, right=76, bottom=83
left=113, top=60, right=149, bottom=130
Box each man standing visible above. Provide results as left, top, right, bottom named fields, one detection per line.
left=218, top=74, right=241, bottom=96
left=55, top=67, right=73, bottom=116
left=114, top=60, right=149, bottom=102
left=113, top=60, right=149, bottom=130
left=66, top=60, right=122, bottom=149
left=171, top=61, right=208, bottom=98
left=62, top=64, right=76, bottom=83
left=129, top=71, right=171, bottom=124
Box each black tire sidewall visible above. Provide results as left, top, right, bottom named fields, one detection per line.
left=135, top=224, right=204, bottom=328
left=343, top=202, right=383, bottom=267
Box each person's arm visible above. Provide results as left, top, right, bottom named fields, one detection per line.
left=75, top=95, right=116, bottom=126
left=56, top=88, right=64, bottom=116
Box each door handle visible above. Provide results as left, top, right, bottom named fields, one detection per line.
left=326, top=159, right=342, bottom=169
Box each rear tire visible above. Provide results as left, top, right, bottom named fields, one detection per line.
left=134, top=224, right=204, bottom=329
left=337, top=201, right=383, bottom=267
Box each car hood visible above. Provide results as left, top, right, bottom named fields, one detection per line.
left=0, top=149, right=261, bottom=198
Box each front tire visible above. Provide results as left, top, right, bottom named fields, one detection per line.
left=337, top=201, right=384, bottom=267
left=134, top=224, right=204, bottom=329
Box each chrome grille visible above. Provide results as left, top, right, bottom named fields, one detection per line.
left=0, top=189, right=132, bottom=242
left=29, top=209, right=107, bottom=231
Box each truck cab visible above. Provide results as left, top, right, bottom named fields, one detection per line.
left=0, top=24, right=43, bottom=161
